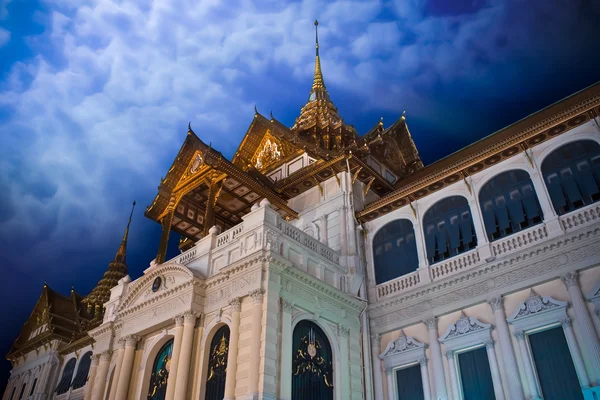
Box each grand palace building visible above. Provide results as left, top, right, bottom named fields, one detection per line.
left=3, top=21, right=600, bottom=400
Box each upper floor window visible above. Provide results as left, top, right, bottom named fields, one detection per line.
left=71, top=351, right=92, bottom=390
left=423, top=196, right=477, bottom=264
left=55, top=358, right=76, bottom=395
left=479, top=170, right=544, bottom=241
left=541, top=140, right=600, bottom=215
left=373, top=219, right=419, bottom=284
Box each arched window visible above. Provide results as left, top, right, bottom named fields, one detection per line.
left=423, top=196, right=477, bottom=264
left=292, top=320, right=333, bottom=400
left=147, top=339, right=174, bottom=400
left=56, top=358, right=76, bottom=395
left=542, top=140, right=600, bottom=215
left=373, top=219, right=419, bottom=284
left=71, top=351, right=92, bottom=389
left=479, top=170, right=544, bottom=241
left=205, top=325, right=230, bottom=400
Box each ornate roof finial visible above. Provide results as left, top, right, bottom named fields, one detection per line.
left=254, top=105, right=258, bottom=114
left=114, top=201, right=136, bottom=264
left=270, top=111, right=274, bottom=120
left=312, top=20, right=325, bottom=92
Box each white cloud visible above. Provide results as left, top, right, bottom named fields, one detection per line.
left=0, top=27, right=9, bottom=47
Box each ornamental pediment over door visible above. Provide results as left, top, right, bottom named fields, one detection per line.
left=250, top=131, right=299, bottom=172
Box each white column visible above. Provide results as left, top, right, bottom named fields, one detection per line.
left=174, top=311, right=197, bottom=399
left=108, top=341, right=124, bottom=400
left=115, top=335, right=138, bottom=400
left=561, top=317, right=591, bottom=388
left=484, top=340, right=506, bottom=400
left=280, top=300, right=294, bottom=400
left=514, top=331, right=541, bottom=400
left=371, top=334, right=385, bottom=400
left=338, top=206, right=348, bottom=257
left=445, top=351, right=460, bottom=400
left=165, top=314, right=184, bottom=400
left=84, top=355, right=99, bottom=400
left=248, top=290, right=264, bottom=399
left=339, top=325, right=351, bottom=399
left=224, top=297, right=241, bottom=400
left=385, top=368, right=395, bottom=400
left=469, top=198, right=490, bottom=246
left=91, top=351, right=111, bottom=400
left=488, top=297, right=525, bottom=400
left=424, top=317, right=447, bottom=400
left=419, top=358, right=432, bottom=400
left=319, top=214, right=329, bottom=245
left=562, top=272, right=600, bottom=385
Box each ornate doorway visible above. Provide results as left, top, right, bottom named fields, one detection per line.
left=147, top=339, right=173, bottom=400
left=205, top=325, right=230, bottom=400
left=292, top=320, right=334, bottom=400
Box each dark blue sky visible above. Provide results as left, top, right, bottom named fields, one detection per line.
left=0, top=0, right=599, bottom=391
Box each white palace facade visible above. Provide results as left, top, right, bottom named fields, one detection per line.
left=3, top=22, right=600, bottom=400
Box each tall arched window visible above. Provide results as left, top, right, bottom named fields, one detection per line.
left=542, top=140, right=600, bottom=215
left=71, top=351, right=92, bottom=390
left=373, top=219, right=419, bottom=284
left=423, top=196, right=477, bottom=264
left=56, top=358, right=76, bottom=395
left=205, top=325, right=230, bottom=400
left=292, top=320, right=333, bottom=400
left=147, top=339, right=174, bottom=400
left=479, top=170, right=544, bottom=241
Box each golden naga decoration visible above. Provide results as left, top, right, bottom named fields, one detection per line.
left=207, top=334, right=229, bottom=381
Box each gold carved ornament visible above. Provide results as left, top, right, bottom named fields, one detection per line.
left=292, top=328, right=333, bottom=388
left=207, top=334, right=229, bottom=382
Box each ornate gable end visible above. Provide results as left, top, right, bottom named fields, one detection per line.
left=250, top=131, right=301, bottom=173
left=118, top=263, right=197, bottom=314
left=173, top=150, right=210, bottom=192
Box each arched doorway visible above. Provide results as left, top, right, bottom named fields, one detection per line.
left=205, top=325, right=230, bottom=400
left=292, top=320, right=334, bottom=400
left=147, top=338, right=174, bottom=400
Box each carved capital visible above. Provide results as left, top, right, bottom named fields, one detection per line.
left=424, top=317, right=438, bottom=330
left=483, top=340, right=495, bottom=349
left=116, top=338, right=126, bottom=349
left=174, top=314, right=185, bottom=326
left=514, top=330, right=525, bottom=340
left=91, top=354, right=100, bottom=366
left=561, top=272, right=580, bottom=288
left=418, top=357, right=427, bottom=367
left=229, top=297, right=242, bottom=312
left=124, top=335, right=139, bottom=348
left=385, top=367, right=393, bottom=376
left=561, top=317, right=572, bottom=328
left=100, top=350, right=112, bottom=363
left=445, top=350, right=454, bottom=359
left=182, top=310, right=198, bottom=325
left=338, top=325, right=350, bottom=337
left=282, top=300, right=294, bottom=313
left=370, top=333, right=381, bottom=347
left=250, top=289, right=264, bottom=304
left=488, top=296, right=504, bottom=312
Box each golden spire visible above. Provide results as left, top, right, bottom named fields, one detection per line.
left=312, top=20, right=325, bottom=91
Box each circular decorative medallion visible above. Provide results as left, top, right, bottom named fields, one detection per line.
left=307, top=343, right=317, bottom=358
left=152, top=276, right=162, bottom=292
left=456, top=318, right=471, bottom=334
left=526, top=296, right=542, bottom=314
left=190, top=154, right=203, bottom=174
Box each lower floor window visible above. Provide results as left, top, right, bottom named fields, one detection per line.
left=395, top=364, right=424, bottom=400
left=457, top=347, right=495, bottom=400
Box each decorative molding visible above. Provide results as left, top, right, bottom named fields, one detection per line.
left=370, top=334, right=381, bottom=347
left=445, top=350, right=454, bottom=359
left=483, top=340, right=494, bottom=349
left=379, top=331, right=427, bottom=371
left=182, top=310, right=198, bottom=325
left=488, top=296, right=504, bottom=312
left=229, top=297, right=242, bottom=312
left=508, top=292, right=568, bottom=333
left=440, top=313, right=493, bottom=352
left=424, top=317, right=437, bottom=330
left=174, top=314, right=185, bottom=326
left=250, top=289, right=264, bottom=304
left=561, top=271, right=579, bottom=288
left=99, top=351, right=112, bottom=363
left=418, top=357, right=427, bottom=367
left=124, top=335, right=139, bottom=348
left=282, top=300, right=295, bottom=313
left=514, top=330, right=525, bottom=340
left=91, top=355, right=100, bottom=366
left=338, top=325, right=350, bottom=337
left=560, top=317, right=572, bottom=328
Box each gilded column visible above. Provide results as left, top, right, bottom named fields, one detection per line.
left=338, top=325, right=351, bottom=399
left=424, top=317, right=447, bottom=400
left=224, top=298, right=241, bottom=400
left=174, top=311, right=198, bottom=399
left=91, top=351, right=112, bottom=400
left=445, top=351, right=460, bottom=399
left=385, top=368, right=395, bottom=400
left=419, top=358, right=432, bottom=400
left=488, top=296, right=525, bottom=400
left=562, top=272, right=600, bottom=384
left=248, top=290, right=264, bottom=398
left=165, top=314, right=185, bottom=400
left=280, top=300, right=294, bottom=400
left=484, top=340, right=505, bottom=400
left=514, top=331, right=541, bottom=399
left=108, top=340, right=125, bottom=400
left=371, top=334, right=384, bottom=400
left=115, top=335, right=139, bottom=400
left=561, top=317, right=591, bottom=388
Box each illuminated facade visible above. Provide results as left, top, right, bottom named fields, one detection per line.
left=3, top=21, right=600, bottom=400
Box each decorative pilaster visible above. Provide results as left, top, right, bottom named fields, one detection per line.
left=319, top=214, right=329, bottom=245
left=424, top=317, right=447, bottom=400
left=91, top=351, right=112, bottom=400
left=562, top=272, right=600, bottom=384
left=561, top=317, right=591, bottom=388
left=108, top=340, right=125, bottom=400
left=418, top=358, right=432, bottom=400
left=115, top=335, right=139, bottom=400
left=514, top=331, right=541, bottom=399
left=165, top=314, right=185, bottom=400
left=248, top=290, right=264, bottom=398
left=338, top=205, right=348, bottom=257
left=371, top=334, right=384, bottom=400
left=84, top=355, right=100, bottom=400
left=445, top=351, right=460, bottom=399
left=224, top=298, right=242, bottom=400
left=488, top=296, right=525, bottom=400
left=174, top=311, right=198, bottom=399
left=280, top=300, right=294, bottom=400
left=385, top=368, right=395, bottom=400
left=338, top=325, right=351, bottom=399
left=484, top=340, right=505, bottom=400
